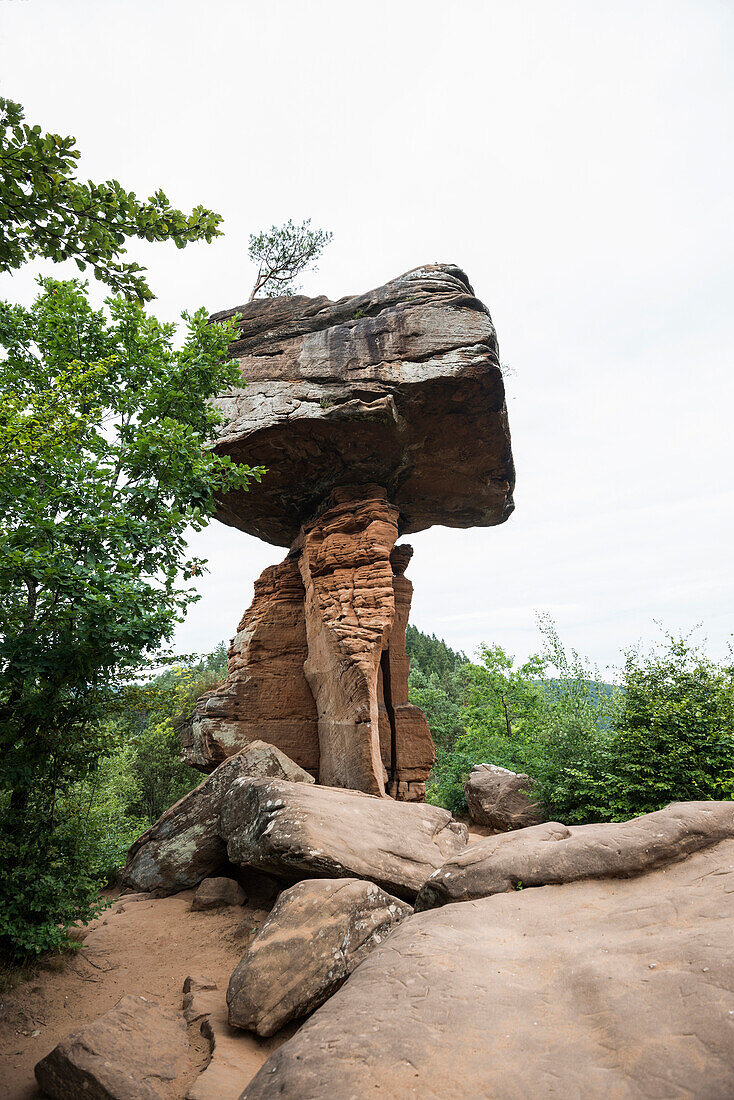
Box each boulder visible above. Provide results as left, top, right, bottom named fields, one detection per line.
left=227, top=878, right=412, bottom=1036
left=191, top=877, right=247, bottom=911
left=240, top=836, right=734, bottom=1099
left=121, top=745, right=312, bottom=894
left=464, top=762, right=542, bottom=830
left=35, top=994, right=189, bottom=1100
left=416, top=800, right=734, bottom=909
left=220, top=777, right=468, bottom=900
left=211, top=264, right=514, bottom=548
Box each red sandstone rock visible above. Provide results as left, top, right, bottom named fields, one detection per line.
left=227, top=878, right=412, bottom=1036
left=182, top=498, right=434, bottom=799
left=240, top=836, right=734, bottom=1099
left=211, top=264, right=514, bottom=548
left=298, top=487, right=399, bottom=795
left=34, top=994, right=189, bottom=1100
left=220, top=777, right=467, bottom=901
left=415, top=800, right=734, bottom=909
left=191, top=877, right=247, bottom=911
left=121, top=745, right=312, bottom=894
left=464, top=762, right=541, bottom=830
left=181, top=559, right=319, bottom=773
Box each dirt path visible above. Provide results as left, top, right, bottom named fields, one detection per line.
left=0, top=890, right=272, bottom=1098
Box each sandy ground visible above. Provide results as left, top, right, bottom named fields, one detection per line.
left=0, top=890, right=277, bottom=1099
left=1, top=832, right=490, bottom=1098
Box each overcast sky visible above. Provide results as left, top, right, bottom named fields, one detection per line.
left=2, top=0, right=732, bottom=677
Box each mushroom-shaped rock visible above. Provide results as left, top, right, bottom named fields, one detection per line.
left=415, top=801, right=734, bottom=910
left=212, top=264, right=514, bottom=548
left=227, top=878, right=412, bottom=1036
left=178, top=265, right=515, bottom=802
left=220, top=777, right=468, bottom=901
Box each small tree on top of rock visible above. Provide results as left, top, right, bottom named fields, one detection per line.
left=248, top=218, right=332, bottom=301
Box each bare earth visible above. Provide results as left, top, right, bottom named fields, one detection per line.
left=0, top=891, right=279, bottom=1099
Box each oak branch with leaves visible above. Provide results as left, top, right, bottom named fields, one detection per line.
left=248, top=218, right=332, bottom=300
left=0, top=97, right=222, bottom=302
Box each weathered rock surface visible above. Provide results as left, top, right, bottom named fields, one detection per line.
left=122, top=745, right=313, bottom=893
left=298, top=487, right=399, bottom=795
left=191, top=877, right=247, bottom=911
left=227, top=878, right=412, bottom=1036
left=182, top=505, right=433, bottom=799
left=181, top=565, right=320, bottom=775
left=178, top=264, right=510, bottom=800
left=464, top=762, right=542, bottom=830
left=379, top=543, right=434, bottom=802
left=181, top=979, right=293, bottom=1100
left=416, top=800, right=734, bottom=909
left=220, top=777, right=467, bottom=900
left=211, top=264, right=514, bottom=548
left=241, top=837, right=734, bottom=1099
left=121, top=753, right=254, bottom=893
left=35, top=994, right=189, bottom=1100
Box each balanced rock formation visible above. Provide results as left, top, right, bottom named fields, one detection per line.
left=220, top=777, right=468, bottom=901
left=35, top=994, right=189, bottom=1100
left=416, top=800, right=734, bottom=909
left=182, top=264, right=515, bottom=802
left=242, top=819, right=734, bottom=1099
left=227, top=878, right=412, bottom=1036
left=464, top=763, right=542, bottom=831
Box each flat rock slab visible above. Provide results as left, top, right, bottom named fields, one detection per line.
left=220, top=777, right=467, bottom=900
left=211, top=264, right=514, bottom=547
left=227, top=878, right=412, bottom=1035
left=241, top=838, right=734, bottom=1099
left=416, top=800, right=734, bottom=909
left=35, top=994, right=189, bottom=1100
left=122, top=744, right=313, bottom=893
left=464, top=762, right=541, bottom=830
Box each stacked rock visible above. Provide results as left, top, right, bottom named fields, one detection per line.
left=180, top=264, right=515, bottom=800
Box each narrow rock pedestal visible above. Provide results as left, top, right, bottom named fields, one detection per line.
left=183, top=486, right=434, bottom=800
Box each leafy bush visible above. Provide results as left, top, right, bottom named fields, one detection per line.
left=413, top=621, right=731, bottom=825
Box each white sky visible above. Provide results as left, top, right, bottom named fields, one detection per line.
left=2, top=0, right=732, bottom=677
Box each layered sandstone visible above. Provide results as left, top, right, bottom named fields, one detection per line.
left=242, top=835, right=734, bottom=1099
left=211, top=264, right=514, bottom=548
left=180, top=264, right=513, bottom=800
left=183, top=490, right=433, bottom=799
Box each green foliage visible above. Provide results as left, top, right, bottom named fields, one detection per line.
left=405, top=625, right=467, bottom=700
left=601, top=637, right=734, bottom=817
left=414, top=617, right=732, bottom=825
left=0, top=278, right=260, bottom=961
left=248, top=218, right=332, bottom=300
left=0, top=97, right=221, bottom=301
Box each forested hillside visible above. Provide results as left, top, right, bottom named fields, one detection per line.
left=406, top=622, right=733, bottom=823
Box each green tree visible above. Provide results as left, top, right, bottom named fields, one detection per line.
left=605, top=636, right=734, bottom=817
left=0, top=97, right=221, bottom=301
left=0, top=278, right=261, bottom=960
left=248, top=218, right=332, bottom=300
